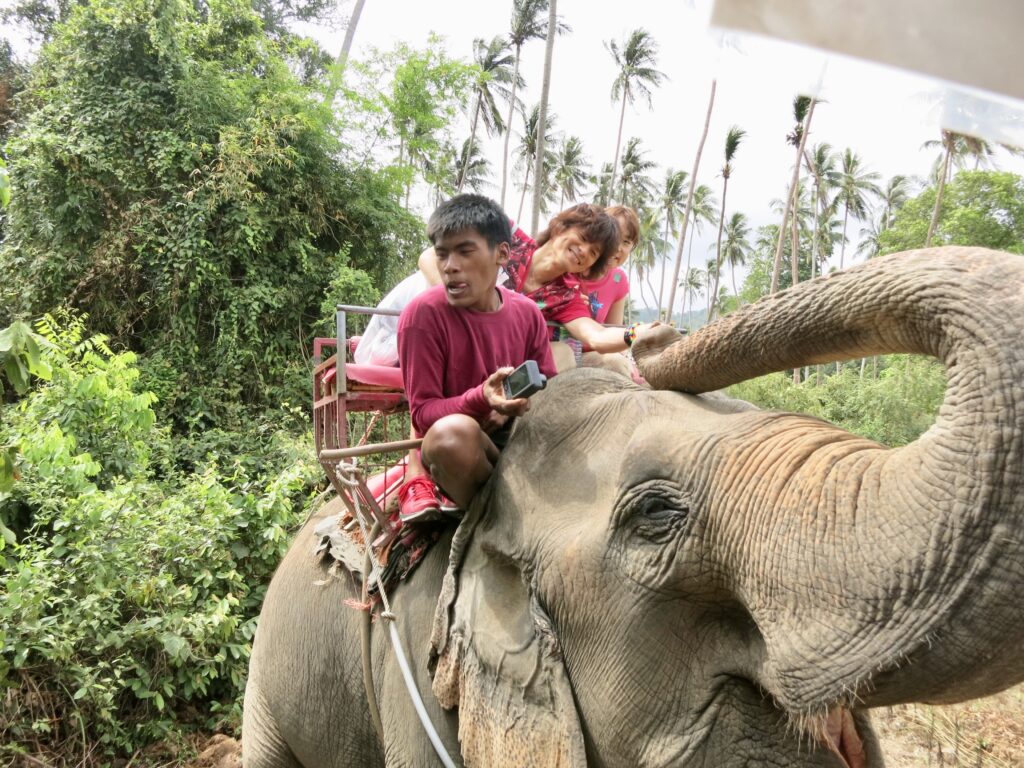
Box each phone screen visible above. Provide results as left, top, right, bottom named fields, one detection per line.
left=505, top=364, right=533, bottom=398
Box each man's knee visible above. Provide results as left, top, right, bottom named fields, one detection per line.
left=422, top=414, right=484, bottom=469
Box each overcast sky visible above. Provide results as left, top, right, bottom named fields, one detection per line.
left=318, top=0, right=1024, bottom=309
left=7, top=0, right=1020, bottom=311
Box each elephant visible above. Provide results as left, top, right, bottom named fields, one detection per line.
left=243, top=246, right=1024, bottom=767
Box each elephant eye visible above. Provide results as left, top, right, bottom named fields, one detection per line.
left=614, top=481, right=690, bottom=545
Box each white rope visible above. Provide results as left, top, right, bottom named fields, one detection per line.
left=338, top=459, right=457, bottom=768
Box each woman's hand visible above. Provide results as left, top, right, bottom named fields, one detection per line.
left=633, top=321, right=662, bottom=344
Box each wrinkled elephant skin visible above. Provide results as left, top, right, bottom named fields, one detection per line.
left=244, top=248, right=1024, bottom=767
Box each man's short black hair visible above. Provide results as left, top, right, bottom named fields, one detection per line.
left=427, top=194, right=512, bottom=249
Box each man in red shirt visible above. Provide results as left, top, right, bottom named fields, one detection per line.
left=397, top=195, right=557, bottom=517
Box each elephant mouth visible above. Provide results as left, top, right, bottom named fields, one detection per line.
left=812, top=706, right=868, bottom=768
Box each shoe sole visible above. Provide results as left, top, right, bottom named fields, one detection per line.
left=399, top=508, right=442, bottom=523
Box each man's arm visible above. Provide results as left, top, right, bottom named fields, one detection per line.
left=417, top=246, right=442, bottom=286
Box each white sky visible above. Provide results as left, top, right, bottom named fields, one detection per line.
left=5, top=0, right=1021, bottom=311
left=324, top=0, right=1024, bottom=310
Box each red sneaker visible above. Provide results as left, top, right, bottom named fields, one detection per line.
left=398, top=475, right=440, bottom=522
left=438, top=492, right=461, bottom=516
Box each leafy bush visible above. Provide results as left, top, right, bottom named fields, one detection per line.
left=0, top=314, right=323, bottom=761
left=0, top=0, right=421, bottom=430
left=728, top=355, right=946, bottom=448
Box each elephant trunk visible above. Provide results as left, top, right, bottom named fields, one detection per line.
left=635, top=247, right=1024, bottom=711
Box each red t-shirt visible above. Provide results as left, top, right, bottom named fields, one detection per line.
left=503, top=227, right=592, bottom=339
left=398, top=285, right=557, bottom=435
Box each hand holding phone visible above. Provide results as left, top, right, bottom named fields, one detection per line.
left=502, top=360, right=547, bottom=400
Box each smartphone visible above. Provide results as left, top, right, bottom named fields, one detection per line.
left=503, top=360, right=547, bottom=400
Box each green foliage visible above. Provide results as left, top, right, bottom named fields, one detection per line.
left=728, top=354, right=946, bottom=447
left=0, top=156, right=9, bottom=208
left=0, top=0, right=421, bottom=429
left=879, top=171, right=1024, bottom=255
left=340, top=39, right=476, bottom=199
left=0, top=318, right=53, bottom=397
left=0, top=312, right=322, bottom=760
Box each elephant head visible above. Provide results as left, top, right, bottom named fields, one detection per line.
left=428, top=247, right=1024, bottom=767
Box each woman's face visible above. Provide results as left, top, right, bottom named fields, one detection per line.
left=610, top=219, right=636, bottom=269
left=550, top=228, right=603, bottom=275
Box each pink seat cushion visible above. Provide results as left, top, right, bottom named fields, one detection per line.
left=342, top=363, right=405, bottom=390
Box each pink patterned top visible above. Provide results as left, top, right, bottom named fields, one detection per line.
left=577, top=267, right=629, bottom=324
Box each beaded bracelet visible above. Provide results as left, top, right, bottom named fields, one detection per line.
left=623, top=322, right=640, bottom=348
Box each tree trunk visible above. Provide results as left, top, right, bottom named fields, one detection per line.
left=925, top=146, right=952, bottom=247
left=839, top=203, right=850, bottom=269
left=458, top=96, right=483, bottom=193
left=323, top=0, right=367, bottom=105
left=657, top=216, right=670, bottom=317
left=709, top=175, right=729, bottom=322
left=531, top=0, right=557, bottom=237
left=771, top=98, right=816, bottom=294
left=665, top=79, right=716, bottom=323
left=499, top=48, right=523, bottom=210
left=609, top=92, right=628, bottom=203
left=791, top=195, right=800, bottom=384
left=517, top=165, right=531, bottom=224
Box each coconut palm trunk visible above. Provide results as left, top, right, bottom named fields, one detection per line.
left=665, top=79, right=715, bottom=322
left=657, top=216, right=670, bottom=317
left=458, top=97, right=483, bottom=193
left=771, top=98, right=816, bottom=294
left=324, top=0, right=366, bottom=104
left=530, top=0, right=557, bottom=235
left=500, top=49, right=524, bottom=209
left=925, top=137, right=953, bottom=247
left=609, top=93, right=628, bottom=201
left=517, top=165, right=531, bottom=223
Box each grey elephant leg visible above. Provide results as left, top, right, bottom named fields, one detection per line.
left=242, top=672, right=302, bottom=768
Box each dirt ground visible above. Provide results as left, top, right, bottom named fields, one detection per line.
left=191, top=684, right=1024, bottom=767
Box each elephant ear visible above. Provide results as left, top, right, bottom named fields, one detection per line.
left=429, top=502, right=586, bottom=768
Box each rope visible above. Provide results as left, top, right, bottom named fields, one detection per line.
left=339, top=459, right=457, bottom=768
left=361, top=521, right=385, bottom=746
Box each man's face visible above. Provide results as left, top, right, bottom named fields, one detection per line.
left=433, top=228, right=509, bottom=312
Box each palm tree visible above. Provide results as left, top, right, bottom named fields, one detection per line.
left=678, top=183, right=717, bottom=325
left=514, top=105, right=557, bottom=222
left=835, top=148, right=881, bottom=268
left=802, top=143, right=840, bottom=279
left=530, top=0, right=558, bottom=235
left=617, top=137, right=657, bottom=209
left=633, top=208, right=665, bottom=311
left=424, top=139, right=491, bottom=207
left=606, top=29, right=666, bottom=198
left=590, top=162, right=615, bottom=207
left=459, top=36, right=521, bottom=192
left=720, top=211, right=752, bottom=297
left=771, top=95, right=816, bottom=294
left=665, top=79, right=716, bottom=325
left=680, top=266, right=705, bottom=329
left=923, top=130, right=966, bottom=247
left=553, top=136, right=588, bottom=209
left=656, top=169, right=687, bottom=317
left=879, top=174, right=910, bottom=231
left=499, top=0, right=567, bottom=209
left=709, top=125, right=745, bottom=320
